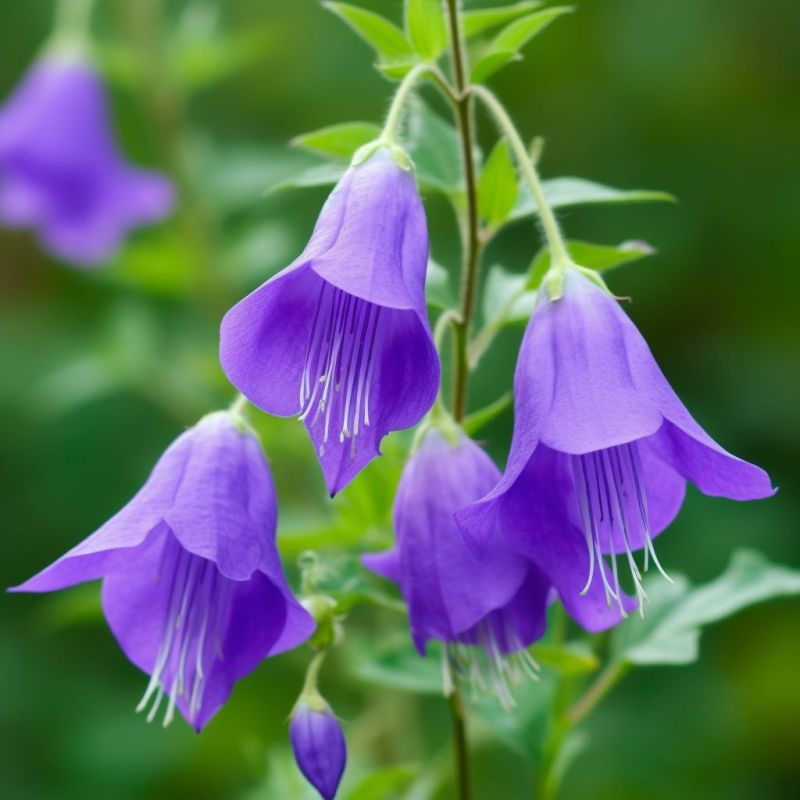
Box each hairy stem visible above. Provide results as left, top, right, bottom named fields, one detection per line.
left=567, top=660, right=628, bottom=726
left=381, top=63, right=450, bottom=145
left=446, top=0, right=482, bottom=423
left=471, top=85, right=573, bottom=271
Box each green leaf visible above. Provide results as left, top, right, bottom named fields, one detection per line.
left=292, top=121, right=382, bottom=160
left=478, top=140, right=518, bottom=226
left=471, top=7, right=574, bottom=82
left=612, top=551, right=800, bottom=666
left=462, top=392, right=512, bottom=436
left=425, top=258, right=457, bottom=310
left=405, top=0, right=448, bottom=60
left=482, top=264, right=536, bottom=326
left=530, top=642, right=600, bottom=675
left=512, top=176, right=675, bottom=221
left=402, top=96, right=464, bottom=194
left=463, top=1, right=543, bottom=38
left=527, top=239, right=656, bottom=290
left=323, top=2, right=415, bottom=66
left=343, top=764, right=418, bottom=800
left=264, top=162, right=347, bottom=196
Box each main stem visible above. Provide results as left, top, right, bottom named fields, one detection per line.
left=470, top=85, right=573, bottom=271
left=55, top=0, right=95, bottom=41
left=446, top=0, right=481, bottom=424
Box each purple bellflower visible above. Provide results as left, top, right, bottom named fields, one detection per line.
left=364, top=428, right=549, bottom=707
left=457, top=269, right=774, bottom=628
left=9, top=411, right=314, bottom=730
left=220, top=148, right=440, bottom=496
left=290, top=702, right=347, bottom=800
left=0, top=54, right=174, bottom=266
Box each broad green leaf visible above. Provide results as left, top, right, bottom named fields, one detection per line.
left=264, top=162, right=347, bottom=196
left=478, top=140, right=518, bottom=226
left=481, top=264, right=536, bottom=326
left=463, top=1, right=543, bottom=38
left=343, top=764, right=418, bottom=800
left=323, top=2, right=415, bottom=66
left=512, top=176, right=675, bottom=222
left=402, top=96, right=464, bottom=193
left=471, top=7, right=574, bottom=82
left=611, top=551, right=800, bottom=666
left=292, top=121, right=382, bottom=160
left=405, top=0, right=448, bottom=60
left=526, top=239, right=656, bottom=290
left=462, top=392, right=512, bottom=436
left=425, top=258, right=457, bottom=310
left=530, top=642, right=600, bottom=675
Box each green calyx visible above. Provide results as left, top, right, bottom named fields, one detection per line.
left=351, top=140, right=413, bottom=171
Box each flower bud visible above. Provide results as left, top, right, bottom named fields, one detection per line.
left=290, top=702, right=346, bottom=800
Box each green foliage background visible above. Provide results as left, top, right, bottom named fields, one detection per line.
left=0, top=1, right=798, bottom=798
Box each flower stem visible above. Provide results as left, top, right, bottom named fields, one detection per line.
left=566, top=660, right=628, bottom=726
left=445, top=0, right=482, bottom=424
left=470, top=85, right=574, bottom=276
left=449, top=671, right=472, bottom=800
left=381, top=63, right=442, bottom=146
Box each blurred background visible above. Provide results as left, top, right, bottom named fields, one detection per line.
left=1, top=1, right=798, bottom=798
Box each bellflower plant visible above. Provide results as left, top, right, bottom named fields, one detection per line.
left=220, top=145, right=439, bottom=496
left=457, top=267, right=775, bottom=624
left=0, top=53, right=174, bottom=265
left=8, top=2, right=795, bottom=799
left=364, top=427, right=548, bottom=707
left=10, top=411, right=314, bottom=730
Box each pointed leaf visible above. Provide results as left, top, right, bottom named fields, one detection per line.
left=425, top=257, right=457, bottom=310
left=344, top=765, right=418, bottom=800
left=471, top=7, right=574, bottom=82
left=478, top=140, right=519, bottom=226
left=323, top=2, right=415, bottom=64
left=292, top=121, right=382, bottom=160
left=405, top=0, right=448, bottom=60
left=512, top=176, right=675, bottom=221
left=264, top=162, right=347, bottom=195
left=611, top=551, right=800, bottom=667
left=463, top=1, right=543, bottom=38
left=462, top=392, right=513, bottom=436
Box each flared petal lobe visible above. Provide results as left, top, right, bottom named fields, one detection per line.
left=290, top=704, right=347, bottom=800
left=220, top=149, right=439, bottom=495
left=10, top=411, right=313, bottom=729
left=0, top=56, right=173, bottom=265
left=364, top=430, right=548, bottom=654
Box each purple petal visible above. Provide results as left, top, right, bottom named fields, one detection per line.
left=458, top=444, right=635, bottom=632
left=290, top=705, right=347, bottom=800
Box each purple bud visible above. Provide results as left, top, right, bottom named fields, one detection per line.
left=290, top=703, right=346, bottom=800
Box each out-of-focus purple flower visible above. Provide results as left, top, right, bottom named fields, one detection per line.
left=9, top=411, right=314, bottom=730
left=457, top=269, right=774, bottom=628
left=364, top=429, right=548, bottom=706
left=220, top=148, right=439, bottom=496
left=0, top=54, right=174, bottom=266
left=290, top=702, right=347, bottom=800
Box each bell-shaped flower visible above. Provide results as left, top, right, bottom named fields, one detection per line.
left=457, top=269, right=774, bottom=629
left=220, top=148, right=439, bottom=496
left=364, top=428, right=549, bottom=707
left=290, top=701, right=347, bottom=800
left=0, top=54, right=174, bottom=265
left=9, top=411, right=314, bottom=730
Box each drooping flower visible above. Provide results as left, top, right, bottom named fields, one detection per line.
left=0, top=54, right=174, bottom=266
left=457, top=268, right=774, bottom=627
left=9, top=411, right=314, bottom=730
left=220, top=148, right=439, bottom=496
left=364, top=428, right=549, bottom=706
left=290, top=702, right=347, bottom=800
